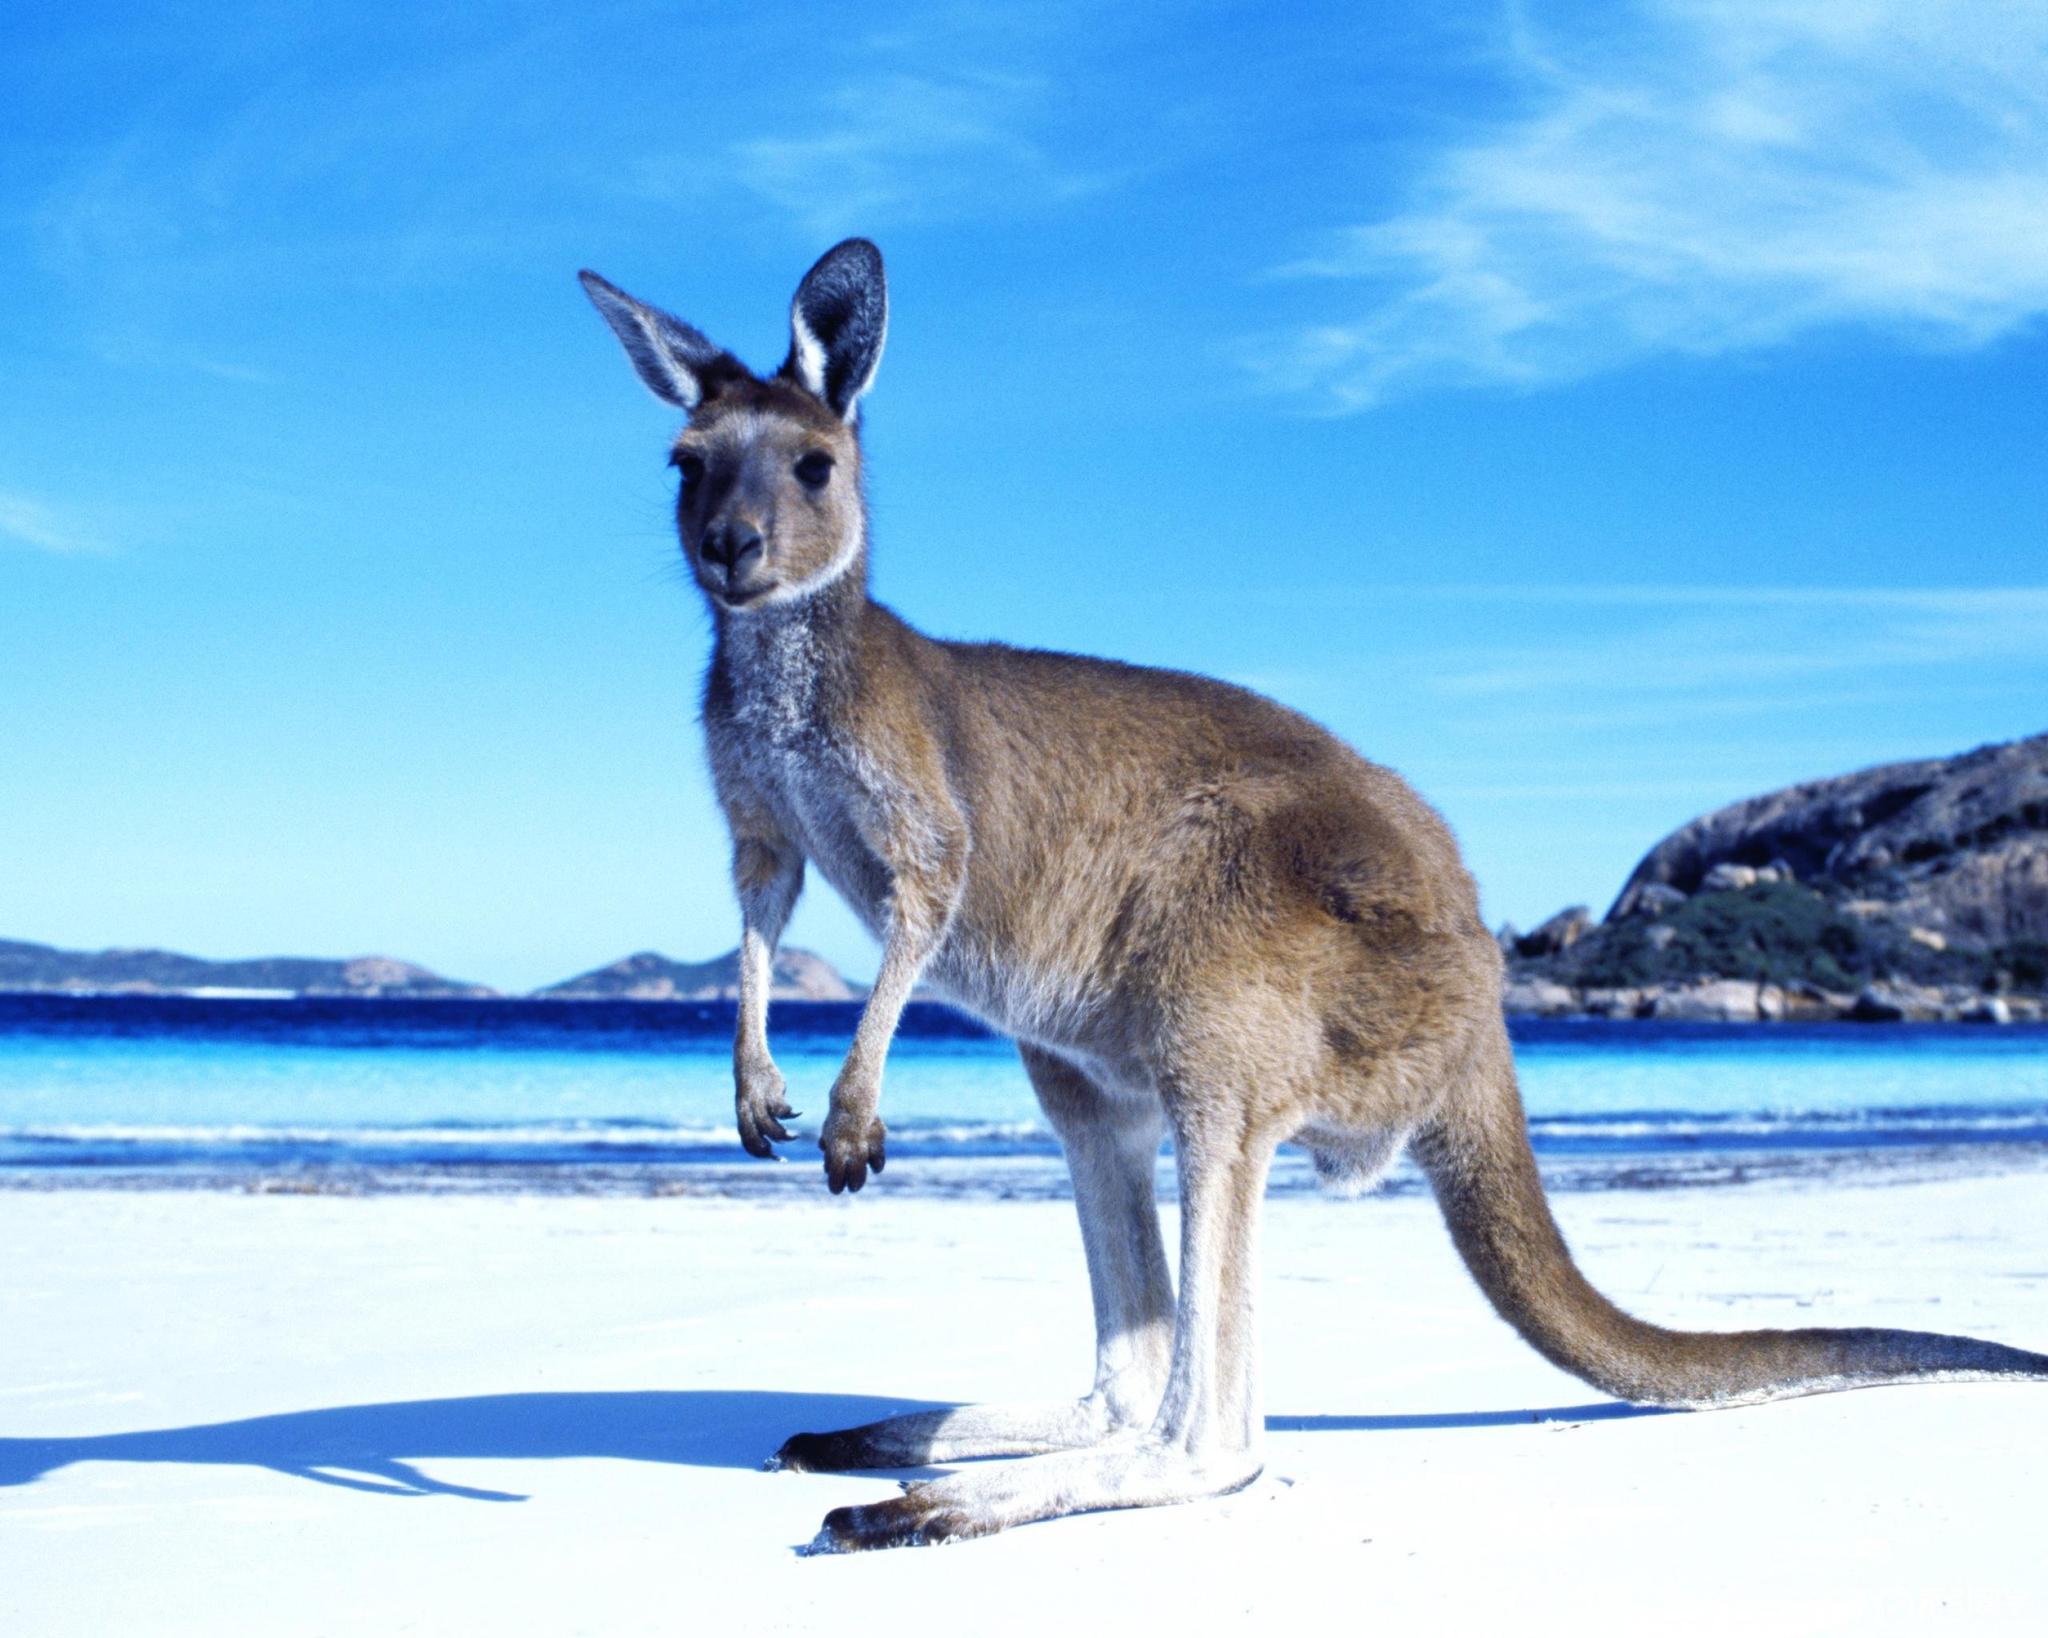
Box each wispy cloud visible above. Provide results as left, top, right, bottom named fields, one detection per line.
left=24, top=10, right=580, bottom=379
left=76, top=329, right=281, bottom=386
left=1429, top=587, right=2048, bottom=698
left=716, top=69, right=1120, bottom=238
left=1224, top=583, right=2048, bottom=742
left=1254, top=582, right=2048, bottom=613
left=0, top=489, right=111, bottom=556
left=1255, top=0, right=2048, bottom=408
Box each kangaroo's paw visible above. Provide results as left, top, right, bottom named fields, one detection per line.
left=819, top=1105, right=886, bottom=1194
left=768, top=1428, right=874, bottom=1473
left=767, top=1388, right=1153, bottom=1471
left=798, top=1441, right=1264, bottom=1552
left=734, top=1060, right=798, bottom=1159
left=806, top=1488, right=993, bottom=1554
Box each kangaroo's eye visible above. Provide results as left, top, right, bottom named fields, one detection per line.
left=794, top=451, right=834, bottom=490
left=671, top=451, right=705, bottom=487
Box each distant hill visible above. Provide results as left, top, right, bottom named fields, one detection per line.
left=534, top=947, right=864, bottom=1002
left=1504, top=731, right=2047, bottom=1021
left=0, top=937, right=496, bottom=998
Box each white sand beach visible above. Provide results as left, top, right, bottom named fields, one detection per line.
left=3, top=1172, right=2045, bottom=1635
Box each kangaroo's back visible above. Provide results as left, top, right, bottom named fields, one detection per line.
left=857, top=623, right=1498, bottom=1056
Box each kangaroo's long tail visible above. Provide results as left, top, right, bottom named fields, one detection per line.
left=1411, top=1040, right=2048, bottom=1408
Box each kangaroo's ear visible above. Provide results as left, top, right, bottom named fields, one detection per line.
left=783, top=239, right=887, bottom=422
left=578, top=270, right=741, bottom=412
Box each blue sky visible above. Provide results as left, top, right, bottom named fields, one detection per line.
left=3, top=0, right=2045, bottom=991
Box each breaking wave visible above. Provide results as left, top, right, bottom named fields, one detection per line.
left=5, top=1105, right=2046, bottom=1175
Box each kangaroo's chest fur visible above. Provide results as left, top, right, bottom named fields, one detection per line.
left=706, top=597, right=1119, bottom=1051
left=707, top=601, right=899, bottom=939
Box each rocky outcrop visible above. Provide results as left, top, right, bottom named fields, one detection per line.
left=1503, top=731, right=2048, bottom=1021
left=1641, top=978, right=1774, bottom=1023
left=1502, top=973, right=2041, bottom=1024
left=0, top=937, right=495, bottom=997
left=1510, top=906, right=1592, bottom=960
left=534, top=947, right=863, bottom=1002
left=1501, top=976, right=1578, bottom=1017
left=1607, top=732, right=2048, bottom=947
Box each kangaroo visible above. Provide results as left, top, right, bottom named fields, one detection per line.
left=579, top=240, right=2048, bottom=1553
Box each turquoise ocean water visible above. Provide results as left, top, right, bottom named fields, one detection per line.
left=2, top=995, right=2045, bottom=1191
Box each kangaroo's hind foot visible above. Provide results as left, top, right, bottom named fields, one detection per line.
left=805, top=1436, right=1262, bottom=1552
left=769, top=1390, right=1145, bottom=1472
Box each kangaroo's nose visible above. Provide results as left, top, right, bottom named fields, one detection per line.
left=703, top=524, right=765, bottom=574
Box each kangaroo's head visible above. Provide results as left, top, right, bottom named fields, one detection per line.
left=579, top=240, right=887, bottom=612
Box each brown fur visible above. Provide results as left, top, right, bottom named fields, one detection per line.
left=581, top=242, right=2048, bottom=1552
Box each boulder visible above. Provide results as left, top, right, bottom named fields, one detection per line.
left=1778, top=982, right=1853, bottom=1021
left=1501, top=977, right=1577, bottom=1017
left=1644, top=979, right=1767, bottom=1022
left=1577, top=987, right=1647, bottom=1018
left=1512, top=906, right=1592, bottom=959
left=1847, top=984, right=1945, bottom=1022
left=1605, top=732, right=2048, bottom=947
left=1618, top=883, right=1687, bottom=919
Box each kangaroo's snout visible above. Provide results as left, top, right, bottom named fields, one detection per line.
left=702, top=521, right=766, bottom=577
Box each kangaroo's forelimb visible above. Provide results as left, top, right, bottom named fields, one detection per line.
left=814, top=718, right=967, bottom=1193
left=723, top=788, right=805, bottom=1158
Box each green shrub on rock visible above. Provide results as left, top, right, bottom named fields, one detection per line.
left=1547, top=882, right=1873, bottom=991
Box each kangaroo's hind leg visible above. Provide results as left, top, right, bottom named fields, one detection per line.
left=772, top=1045, right=1174, bottom=1471
left=813, top=1083, right=1279, bottom=1549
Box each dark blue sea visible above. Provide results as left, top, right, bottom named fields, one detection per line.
left=2, top=994, right=2045, bottom=1193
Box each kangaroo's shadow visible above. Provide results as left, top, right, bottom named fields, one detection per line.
left=0, top=1391, right=945, bottom=1503
left=0, top=1394, right=1668, bottom=1503
left=1268, top=1402, right=1673, bottom=1433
